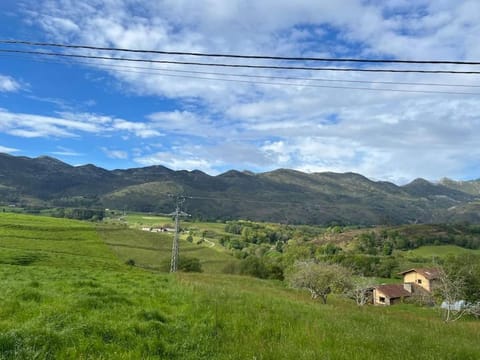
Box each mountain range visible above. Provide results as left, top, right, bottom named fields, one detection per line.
left=1, top=153, right=479, bottom=225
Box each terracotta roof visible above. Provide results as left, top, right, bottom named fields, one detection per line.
left=375, top=284, right=411, bottom=299
left=399, top=268, right=440, bottom=280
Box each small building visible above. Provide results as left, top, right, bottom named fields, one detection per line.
left=399, top=268, right=440, bottom=292
left=373, top=284, right=412, bottom=305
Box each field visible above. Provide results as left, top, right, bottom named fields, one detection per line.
left=404, top=245, right=480, bottom=258
left=1, top=213, right=480, bottom=359
left=101, top=213, right=237, bottom=273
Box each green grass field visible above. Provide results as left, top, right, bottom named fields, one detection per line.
left=405, top=245, right=480, bottom=258
left=1, top=213, right=479, bottom=359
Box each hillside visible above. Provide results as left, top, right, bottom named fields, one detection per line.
left=439, top=177, right=480, bottom=196
left=1, top=153, right=479, bottom=225
left=1, top=213, right=479, bottom=359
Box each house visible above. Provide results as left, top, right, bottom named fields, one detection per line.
left=373, top=284, right=412, bottom=305
left=399, top=268, right=440, bottom=292
left=373, top=267, right=440, bottom=306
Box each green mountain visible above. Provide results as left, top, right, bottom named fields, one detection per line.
left=0, top=153, right=478, bottom=225
left=439, top=177, right=480, bottom=196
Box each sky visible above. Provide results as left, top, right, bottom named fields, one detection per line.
left=0, top=0, right=480, bottom=184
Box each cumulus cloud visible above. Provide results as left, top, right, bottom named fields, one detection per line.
left=15, top=0, right=480, bottom=182
left=0, top=75, right=21, bottom=92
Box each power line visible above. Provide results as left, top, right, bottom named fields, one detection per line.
left=4, top=52, right=480, bottom=88
left=1, top=53, right=479, bottom=95
left=2, top=39, right=480, bottom=65
left=109, top=70, right=480, bottom=95
left=2, top=48, right=480, bottom=75
left=88, top=62, right=480, bottom=88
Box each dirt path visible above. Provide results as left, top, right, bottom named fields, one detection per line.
left=203, top=238, right=215, bottom=248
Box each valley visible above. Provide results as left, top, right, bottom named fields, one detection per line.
left=1, top=212, right=479, bottom=359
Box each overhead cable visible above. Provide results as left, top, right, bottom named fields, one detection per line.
left=1, top=48, right=480, bottom=75
left=2, top=39, right=480, bottom=65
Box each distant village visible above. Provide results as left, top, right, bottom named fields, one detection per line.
left=140, top=226, right=175, bottom=233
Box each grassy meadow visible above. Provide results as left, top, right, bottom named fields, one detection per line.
left=0, top=213, right=479, bottom=359
left=404, top=244, right=480, bottom=258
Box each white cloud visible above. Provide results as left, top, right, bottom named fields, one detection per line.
left=0, top=145, right=19, bottom=153
left=0, top=109, right=164, bottom=139
left=50, top=146, right=83, bottom=156
left=134, top=151, right=218, bottom=174
left=0, top=75, right=21, bottom=92
left=101, top=147, right=128, bottom=159
left=0, top=109, right=104, bottom=138
left=16, top=0, right=480, bottom=182
left=112, top=119, right=163, bottom=138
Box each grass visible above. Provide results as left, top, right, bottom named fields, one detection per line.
left=1, top=213, right=479, bottom=359
left=98, top=224, right=238, bottom=273
left=404, top=245, right=480, bottom=258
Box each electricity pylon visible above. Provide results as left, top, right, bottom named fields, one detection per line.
left=169, top=196, right=189, bottom=273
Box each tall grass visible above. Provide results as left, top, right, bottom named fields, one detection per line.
left=0, top=213, right=479, bottom=359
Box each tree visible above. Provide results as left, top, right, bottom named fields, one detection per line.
left=436, top=267, right=467, bottom=322
left=345, top=276, right=374, bottom=306
left=178, top=257, right=203, bottom=273
left=436, top=254, right=480, bottom=322
left=287, top=261, right=351, bottom=304
left=239, top=256, right=268, bottom=279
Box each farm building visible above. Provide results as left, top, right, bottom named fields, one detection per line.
left=373, top=284, right=412, bottom=305
left=373, top=268, right=440, bottom=306
left=399, top=268, right=440, bottom=292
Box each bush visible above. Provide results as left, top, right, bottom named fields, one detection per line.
left=178, top=257, right=203, bottom=273
left=239, top=256, right=268, bottom=278
left=238, top=256, right=284, bottom=280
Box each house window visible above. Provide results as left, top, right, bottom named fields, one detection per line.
left=417, top=279, right=422, bottom=284
left=379, top=296, right=385, bottom=303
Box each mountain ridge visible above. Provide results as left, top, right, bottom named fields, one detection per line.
left=1, top=153, right=479, bottom=225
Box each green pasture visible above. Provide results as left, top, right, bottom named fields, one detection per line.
left=98, top=225, right=238, bottom=273
left=404, top=245, right=480, bottom=258
left=0, top=213, right=479, bottom=359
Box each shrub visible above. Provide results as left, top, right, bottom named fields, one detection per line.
left=125, top=259, right=136, bottom=266
left=178, top=257, right=203, bottom=273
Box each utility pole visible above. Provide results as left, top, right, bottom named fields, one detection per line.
left=169, top=196, right=189, bottom=273
left=170, top=201, right=181, bottom=272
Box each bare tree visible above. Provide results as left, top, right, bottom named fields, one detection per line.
left=467, top=302, right=480, bottom=318
left=436, top=267, right=467, bottom=322
left=345, top=276, right=374, bottom=306
left=288, top=261, right=351, bottom=304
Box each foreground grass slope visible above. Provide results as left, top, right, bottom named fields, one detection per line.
left=1, top=213, right=479, bottom=359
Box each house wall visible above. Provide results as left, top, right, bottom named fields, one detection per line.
left=403, top=272, right=431, bottom=292
left=373, top=289, right=390, bottom=305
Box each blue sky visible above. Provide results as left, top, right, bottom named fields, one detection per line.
left=1, top=0, right=480, bottom=183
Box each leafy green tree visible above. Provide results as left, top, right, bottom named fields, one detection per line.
left=239, top=256, right=268, bottom=278
left=179, top=257, right=203, bottom=273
